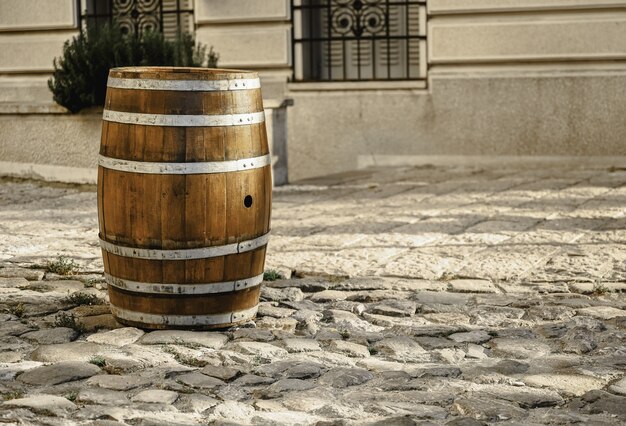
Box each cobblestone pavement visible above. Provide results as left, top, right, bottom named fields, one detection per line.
left=0, top=164, right=625, bottom=425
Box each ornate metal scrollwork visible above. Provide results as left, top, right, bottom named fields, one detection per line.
left=330, top=0, right=387, bottom=38
left=113, top=0, right=162, bottom=36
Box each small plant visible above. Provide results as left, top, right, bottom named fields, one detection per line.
left=54, top=312, right=85, bottom=334
left=593, top=281, right=609, bottom=295
left=45, top=256, right=79, bottom=275
left=89, top=355, right=106, bottom=367
left=439, top=272, right=458, bottom=282
left=82, top=278, right=101, bottom=288
left=339, top=328, right=351, bottom=339
left=62, top=292, right=104, bottom=306
left=9, top=303, right=25, bottom=318
left=64, top=390, right=79, bottom=402
left=2, top=390, right=24, bottom=401
left=263, top=270, right=285, bottom=281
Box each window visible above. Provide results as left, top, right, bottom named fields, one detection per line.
left=291, top=0, right=427, bottom=82
left=77, top=0, right=194, bottom=39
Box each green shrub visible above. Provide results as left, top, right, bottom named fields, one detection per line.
left=48, top=25, right=219, bottom=113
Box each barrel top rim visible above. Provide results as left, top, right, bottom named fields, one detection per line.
left=109, top=67, right=258, bottom=80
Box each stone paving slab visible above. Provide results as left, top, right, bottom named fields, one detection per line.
left=0, top=164, right=625, bottom=425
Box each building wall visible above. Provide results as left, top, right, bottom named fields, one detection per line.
left=1, top=0, right=625, bottom=183
left=287, top=0, right=626, bottom=180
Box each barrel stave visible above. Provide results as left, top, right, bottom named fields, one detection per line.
left=105, top=88, right=264, bottom=116
left=99, top=168, right=270, bottom=248
left=101, top=247, right=266, bottom=284
left=100, top=122, right=268, bottom=162
left=108, top=286, right=260, bottom=316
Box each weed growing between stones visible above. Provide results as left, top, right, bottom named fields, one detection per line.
left=9, top=303, right=25, bottom=318
left=64, top=390, right=79, bottom=402
left=593, top=281, right=609, bottom=295
left=89, top=356, right=106, bottom=367
left=43, top=256, right=79, bottom=275
left=264, top=270, right=286, bottom=281
left=54, top=312, right=85, bottom=334
left=62, top=292, right=104, bottom=307
left=83, top=279, right=96, bottom=288
left=2, top=390, right=24, bottom=401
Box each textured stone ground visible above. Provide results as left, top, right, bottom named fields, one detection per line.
left=0, top=164, right=625, bottom=425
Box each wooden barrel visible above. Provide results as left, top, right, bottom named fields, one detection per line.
left=97, top=67, right=271, bottom=330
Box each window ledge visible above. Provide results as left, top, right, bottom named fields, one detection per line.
left=287, top=80, right=427, bottom=92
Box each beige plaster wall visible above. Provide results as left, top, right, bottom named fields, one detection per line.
left=196, top=25, right=291, bottom=69
left=0, top=0, right=77, bottom=105
left=0, top=31, right=77, bottom=73
left=0, top=112, right=101, bottom=167
left=286, top=71, right=626, bottom=181
left=0, top=0, right=76, bottom=31
left=428, top=11, right=626, bottom=64
left=195, top=0, right=289, bottom=23
left=194, top=0, right=291, bottom=75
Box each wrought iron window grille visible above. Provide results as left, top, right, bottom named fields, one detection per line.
left=291, top=0, right=427, bottom=82
left=77, top=0, right=194, bottom=38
